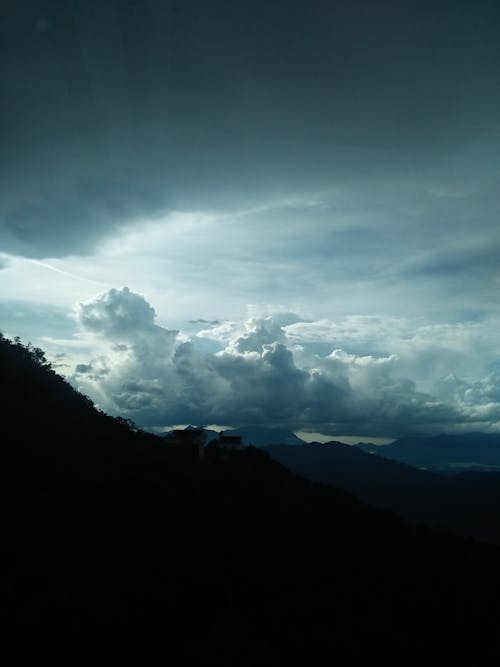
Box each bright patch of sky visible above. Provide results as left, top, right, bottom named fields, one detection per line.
left=1, top=2, right=499, bottom=439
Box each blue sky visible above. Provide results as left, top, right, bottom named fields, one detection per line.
left=1, top=1, right=500, bottom=439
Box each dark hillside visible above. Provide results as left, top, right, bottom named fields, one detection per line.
left=266, top=442, right=500, bottom=545
left=2, top=334, right=500, bottom=662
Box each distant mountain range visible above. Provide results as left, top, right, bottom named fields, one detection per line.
left=179, top=427, right=500, bottom=474
left=265, top=441, right=500, bottom=545
left=220, top=430, right=500, bottom=473
left=357, top=433, right=500, bottom=472
left=162, top=427, right=500, bottom=544
left=175, top=427, right=500, bottom=544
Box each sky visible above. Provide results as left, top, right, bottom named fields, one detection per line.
left=1, top=1, right=500, bottom=440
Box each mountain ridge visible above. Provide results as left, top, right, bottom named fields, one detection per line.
left=357, top=432, right=500, bottom=471
left=3, top=333, right=500, bottom=661
left=265, top=442, right=500, bottom=545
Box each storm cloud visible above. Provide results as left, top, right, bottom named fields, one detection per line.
left=2, top=1, right=499, bottom=257
left=69, top=287, right=500, bottom=437
left=2, top=4, right=500, bottom=439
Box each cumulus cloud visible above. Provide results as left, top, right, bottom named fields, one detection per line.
left=232, top=317, right=288, bottom=353
left=78, top=287, right=157, bottom=338
left=75, top=363, right=93, bottom=374
left=431, top=371, right=500, bottom=432
left=67, top=287, right=500, bottom=437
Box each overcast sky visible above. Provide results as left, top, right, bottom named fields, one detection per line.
left=1, top=1, right=500, bottom=439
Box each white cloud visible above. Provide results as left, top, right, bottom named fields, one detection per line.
left=66, top=287, right=500, bottom=437
left=78, top=287, right=158, bottom=338
left=2, top=175, right=499, bottom=338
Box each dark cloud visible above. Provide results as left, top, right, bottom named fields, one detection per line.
left=189, top=319, right=221, bottom=325
left=75, top=363, right=92, bottom=374
left=1, top=184, right=159, bottom=257
left=2, top=1, right=499, bottom=257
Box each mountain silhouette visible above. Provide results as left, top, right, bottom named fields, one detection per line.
left=266, top=442, right=500, bottom=545
left=357, top=433, right=500, bottom=471
left=223, top=426, right=305, bottom=446
left=2, top=332, right=500, bottom=662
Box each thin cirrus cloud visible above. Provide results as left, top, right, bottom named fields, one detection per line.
left=2, top=179, right=498, bottom=330
left=70, top=287, right=500, bottom=437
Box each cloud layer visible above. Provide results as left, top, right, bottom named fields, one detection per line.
left=2, top=5, right=499, bottom=441
left=2, top=1, right=499, bottom=258
left=69, top=288, right=500, bottom=437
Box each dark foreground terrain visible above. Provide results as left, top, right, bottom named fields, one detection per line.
left=266, top=442, right=500, bottom=545
left=2, top=333, right=500, bottom=663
